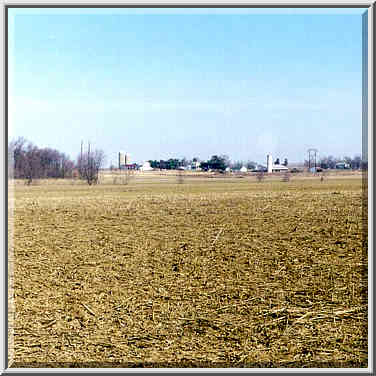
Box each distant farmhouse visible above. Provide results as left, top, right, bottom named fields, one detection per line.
left=140, top=161, right=153, bottom=171
left=335, top=162, right=351, bottom=169
left=267, top=154, right=289, bottom=173
left=118, top=151, right=137, bottom=169
left=191, top=161, right=201, bottom=171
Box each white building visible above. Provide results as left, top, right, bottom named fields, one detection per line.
left=267, top=154, right=273, bottom=173
left=140, top=161, right=153, bottom=171
left=272, top=164, right=289, bottom=172
left=191, top=161, right=201, bottom=170
left=240, top=166, right=248, bottom=173
left=335, top=162, right=350, bottom=169
left=266, top=154, right=289, bottom=173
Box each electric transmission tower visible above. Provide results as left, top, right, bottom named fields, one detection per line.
left=307, top=148, right=318, bottom=171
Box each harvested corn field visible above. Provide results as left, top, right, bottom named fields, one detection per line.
left=9, top=173, right=367, bottom=368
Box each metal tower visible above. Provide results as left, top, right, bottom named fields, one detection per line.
left=307, top=148, right=318, bottom=171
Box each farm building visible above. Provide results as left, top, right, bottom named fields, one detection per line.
left=309, top=167, right=323, bottom=173
left=335, top=162, right=350, bottom=169
left=140, top=161, right=153, bottom=171
left=251, top=165, right=267, bottom=172
left=119, top=151, right=131, bottom=169
left=191, top=161, right=201, bottom=170
left=272, top=164, right=289, bottom=172
left=266, top=154, right=289, bottom=173
left=240, top=166, right=248, bottom=173
left=124, top=163, right=138, bottom=170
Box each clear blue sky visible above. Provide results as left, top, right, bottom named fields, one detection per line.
left=9, top=8, right=365, bottom=166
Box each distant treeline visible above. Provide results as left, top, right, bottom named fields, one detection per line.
left=305, top=155, right=364, bottom=170
left=9, top=137, right=75, bottom=183
left=149, top=154, right=365, bottom=172
left=8, top=137, right=105, bottom=185
left=148, top=155, right=233, bottom=171
left=148, top=158, right=187, bottom=170
left=9, top=137, right=365, bottom=185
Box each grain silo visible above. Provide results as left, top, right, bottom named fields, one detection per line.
left=267, top=154, right=273, bottom=173
left=119, top=151, right=126, bottom=169
left=125, top=153, right=131, bottom=165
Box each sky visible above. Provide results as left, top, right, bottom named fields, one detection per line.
left=8, top=8, right=366, bottom=166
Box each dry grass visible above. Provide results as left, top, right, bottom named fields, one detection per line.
left=9, top=173, right=367, bottom=368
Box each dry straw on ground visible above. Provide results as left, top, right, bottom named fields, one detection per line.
left=9, top=172, right=367, bottom=367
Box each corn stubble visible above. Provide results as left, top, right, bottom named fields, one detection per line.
left=10, top=175, right=367, bottom=367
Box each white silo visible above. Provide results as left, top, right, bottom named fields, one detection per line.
left=267, top=154, right=273, bottom=173
left=125, top=153, right=131, bottom=165
left=119, top=151, right=126, bottom=168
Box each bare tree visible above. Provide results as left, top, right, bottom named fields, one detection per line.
left=77, top=140, right=84, bottom=178
left=79, top=142, right=105, bottom=185
left=352, top=155, right=362, bottom=170
left=61, top=154, right=75, bottom=178
left=23, top=143, right=42, bottom=185
left=9, top=137, right=75, bottom=181
left=9, top=137, right=27, bottom=179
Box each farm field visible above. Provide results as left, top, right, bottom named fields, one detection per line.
left=9, top=172, right=367, bottom=367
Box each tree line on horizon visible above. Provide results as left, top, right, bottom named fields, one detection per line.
left=149, top=154, right=365, bottom=172
left=8, top=137, right=75, bottom=184
left=8, top=137, right=105, bottom=185
left=304, top=155, right=364, bottom=170
left=8, top=137, right=366, bottom=184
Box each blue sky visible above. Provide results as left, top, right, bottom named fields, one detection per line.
left=9, top=8, right=365, bottom=166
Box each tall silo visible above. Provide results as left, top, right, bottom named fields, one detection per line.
left=119, top=151, right=126, bottom=169
left=125, top=153, right=131, bottom=165
left=267, top=154, right=273, bottom=173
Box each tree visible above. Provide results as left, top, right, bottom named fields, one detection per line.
left=23, top=143, right=42, bottom=185
left=343, top=156, right=352, bottom=168
left=275, top=158, right=280, bottom=165
left=246, top=160, right=256, bottom=170
left=160, top=160, right=167, bottom=170
left=220, top=155, right=231, bottom=169
left=180, top=157, right=189, bottom=167
left=78, top=140, right=84, bottom=178
left=9, top=137, right=27, bottom=179
left=60, top=154, right=74, bottom=178
left=78, top=142, right=105, bottom=185
left=231, top=161, right=243, bottom=171
left=168, top=158, right=180, bottom=170
left=352, top=155, right=362, bottom=170
left=283, top=158, right=288, bottom=166
left=207, top=155, right=228, bottom=171
left=326, top=156, right=338, bottom=169
left=148, top=160, right=160, bottom=169
left=319, top=156, right=337, bottom=169
left=9, top=137, right=75, bottom=181
left=200, top=161, right=210, bottom=171
left=9, top=138, right=42, bottom=184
